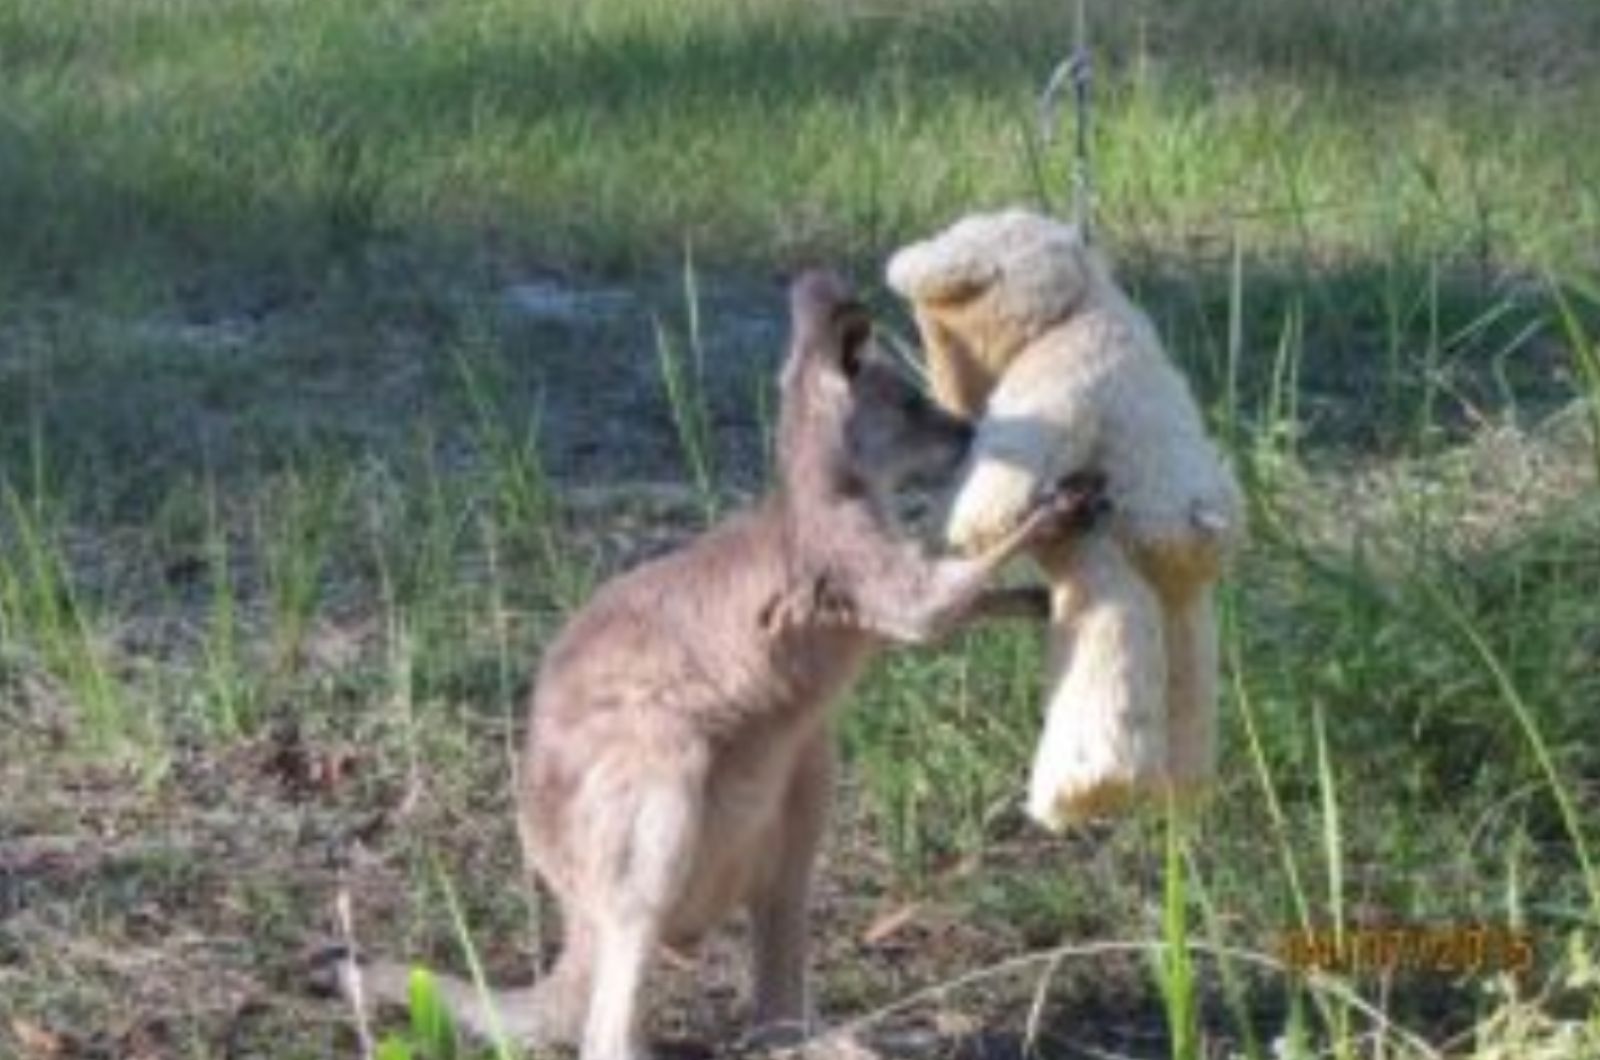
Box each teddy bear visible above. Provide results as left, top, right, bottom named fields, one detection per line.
left=885, top=207, right=1244, bottom=828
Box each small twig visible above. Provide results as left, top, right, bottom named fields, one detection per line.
left=1021, top=948, right=1064, bottom=1052
left=334, top=885, right=377, bottom=1060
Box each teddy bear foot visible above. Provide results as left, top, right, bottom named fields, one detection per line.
left=1028, top=773, right=1141, bottom=830
left=1025, top=692, right=1170, bottom=831
left=1027, top=769, right=1214, bottom=831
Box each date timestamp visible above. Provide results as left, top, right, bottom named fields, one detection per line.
left=1277, top=924, right=1535, bottom=977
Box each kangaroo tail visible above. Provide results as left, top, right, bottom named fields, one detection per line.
left=333, top=951, right=588, bottom=1049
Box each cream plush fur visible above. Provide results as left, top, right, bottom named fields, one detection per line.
left=886, top=208, right=1244, bottom=828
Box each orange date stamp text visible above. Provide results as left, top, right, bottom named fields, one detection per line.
left=1276, top=924, right=1535, bottom=977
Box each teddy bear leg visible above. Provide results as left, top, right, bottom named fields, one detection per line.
left=1162, top=582, right=1219, bottom=798
left=1026, top=534, right=1168, bottom=830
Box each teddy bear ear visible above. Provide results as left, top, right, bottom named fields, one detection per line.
left=885, top=240, right=998, bottom=304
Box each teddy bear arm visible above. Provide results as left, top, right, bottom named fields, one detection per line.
left=944, top=395, right=1101, bottom=554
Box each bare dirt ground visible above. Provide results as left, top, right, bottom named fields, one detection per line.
left=0, top=576, right=1177, bottom=1060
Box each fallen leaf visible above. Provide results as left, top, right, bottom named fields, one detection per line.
left=861, top=902, right=922, bottom=946
left=10, top=1018, right=63, bottom=1057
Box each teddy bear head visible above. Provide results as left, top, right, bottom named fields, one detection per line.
left=886, top=208, right=1100, bottom=416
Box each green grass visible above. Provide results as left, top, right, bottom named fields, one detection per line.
left=3, top=0, right=1599, bottom=290
left=3, top=0, right=1600, bottom=1057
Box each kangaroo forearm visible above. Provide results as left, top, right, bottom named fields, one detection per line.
left=961, top=586, right=1052, bottom=624
left=904, top=512, right=1052, bottom=637
left=864, top=552, right=1012, bottom=645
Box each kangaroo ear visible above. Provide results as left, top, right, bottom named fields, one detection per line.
left=789, top=269, right=850, bottom=335
left=886, top=238, right=998, bottom=305
left=788, top=269, right=870, bottom=377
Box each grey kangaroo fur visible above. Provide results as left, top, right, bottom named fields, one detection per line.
left=344, top=271, right=1106, bottom=1060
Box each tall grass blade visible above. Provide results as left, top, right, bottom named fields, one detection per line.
left=1226, top=614, right=1312, bottom=932
left=1312, top=701, right=1344, bottom=944
left=1420, top=578, right=1600, bottom=923
left=1186, top=847, right=1265, bottom=1060
left=201, top=481, right=252, bottom=735
left=452, top=341, right=590, bottom=611
left=1312, top=699, right=1354, bottom=1055
left=654, top=250, right=719, bottom=523
left=431, top=857, right=517, bottom=1060
left=1154, top=806, right=1199, bottom=1060
left=375, top=1040, right=413, bottom=1060
left=1224, top=231, right=1244, bottom=448
left=1546, top=276, right=1600, bottom=481
left=407, top=966, right=459, bottom=1060
left=0, top=485, right=121, bottom=745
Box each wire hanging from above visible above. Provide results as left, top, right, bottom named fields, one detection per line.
left=1038, top=0, right=1095, bottom=243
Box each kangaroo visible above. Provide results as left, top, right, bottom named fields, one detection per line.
left=345, top=271, right=1106, bottom=1060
